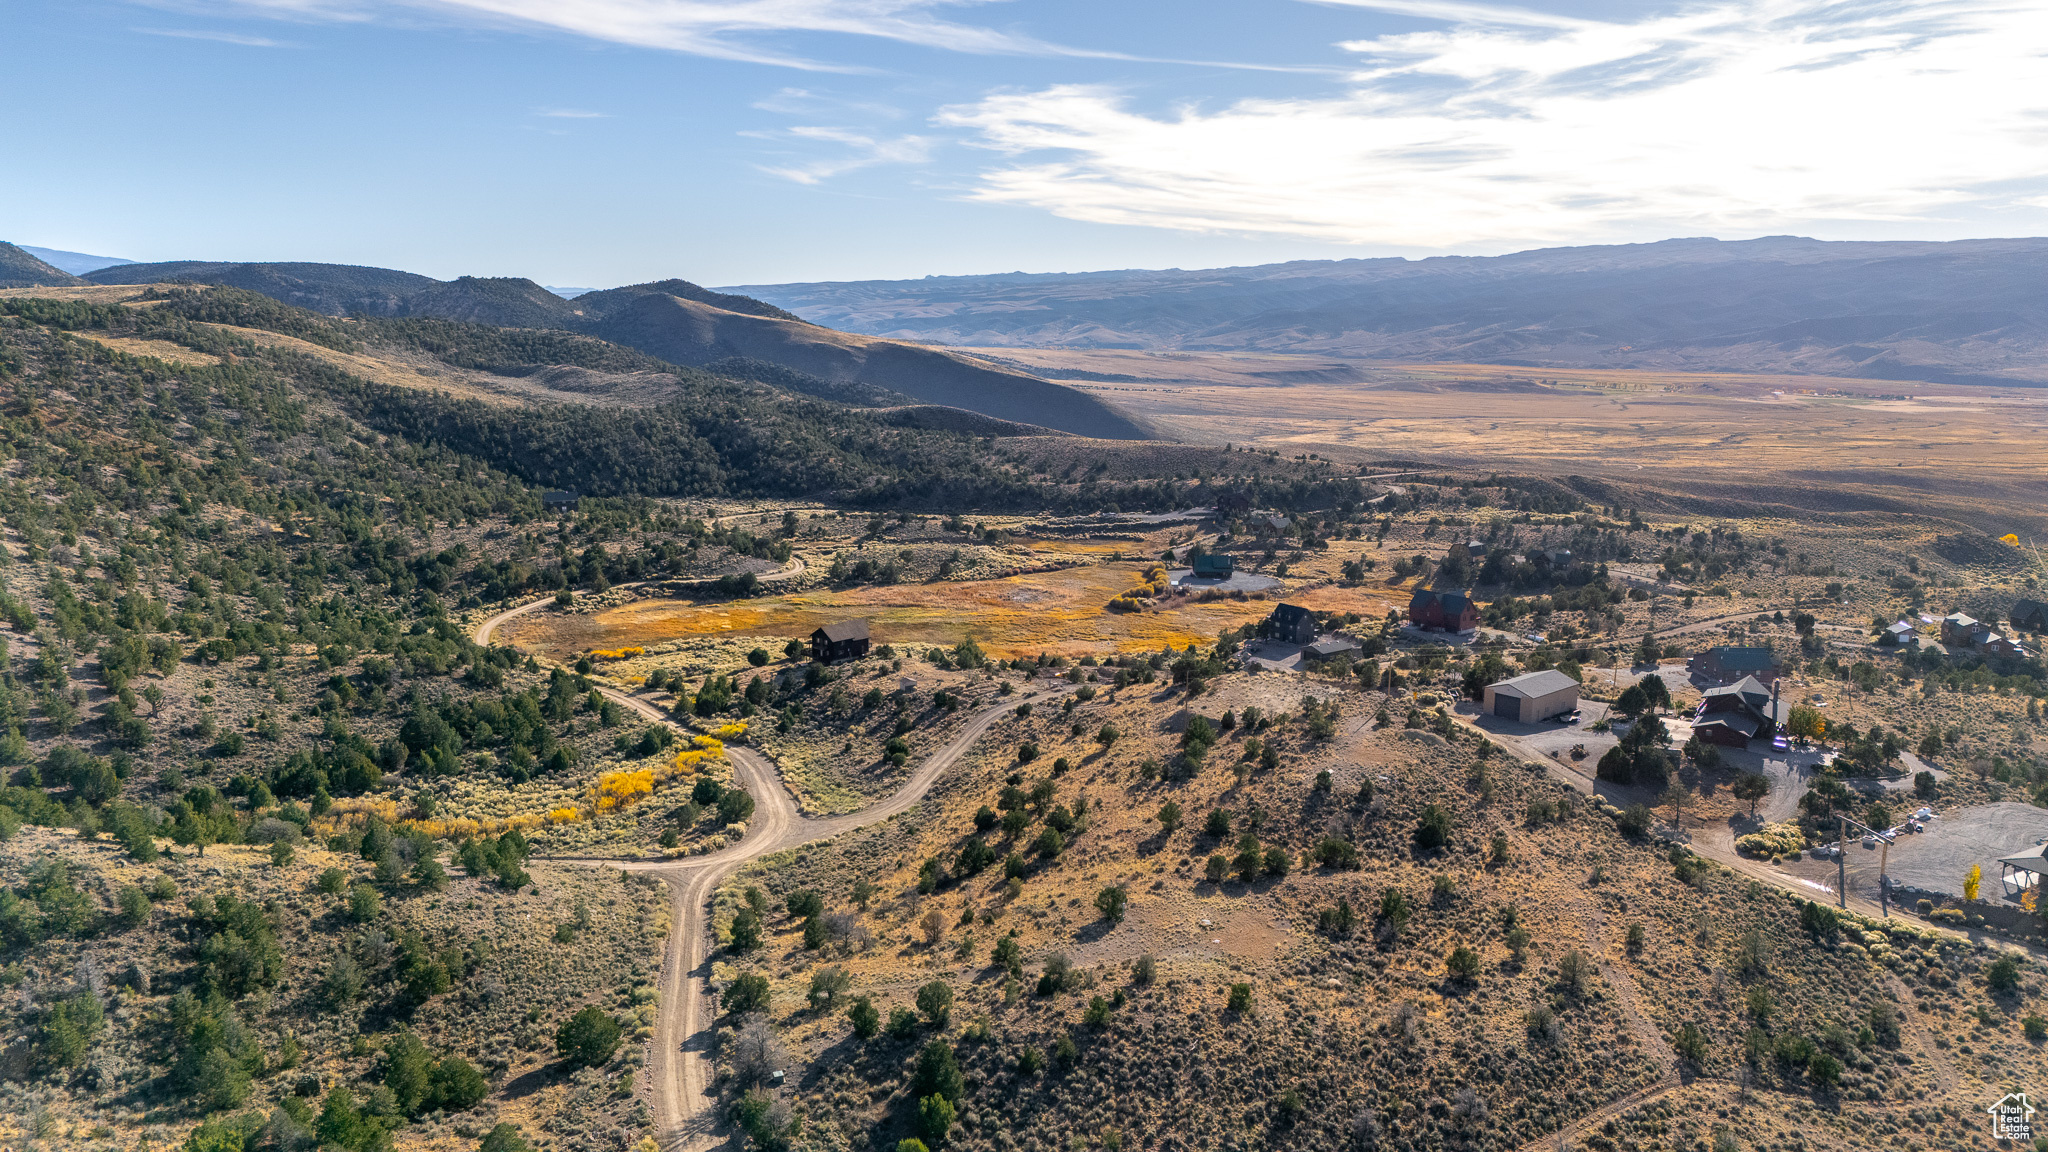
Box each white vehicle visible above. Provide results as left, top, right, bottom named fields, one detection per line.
left=1914, top=806, right=1933, bottom=822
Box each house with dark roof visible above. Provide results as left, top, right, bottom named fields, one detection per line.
left=1303, top=636, right=1360, bottom=660
left=1982, top=632, right=2032, bottom=659
left=1190, top=553, right=1235, bottom=579
left=810, top=619, right=870, bottom=664
left=1687, top=646, right=1783, bottom=687
left=2012, top=599, right=2048, bottom=635
left=542, top=489, right=580, bottom=513
left=1263, top=603, right=1317, bottom=645
left=1451, top=540, right=1488, bottom=562
left=1692, top=675, right=1789, bottom=747
left=1408, top=587, right=1478, bottom=632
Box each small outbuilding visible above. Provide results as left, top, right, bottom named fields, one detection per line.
left=543, top=489, right=580, bottom=513
left=1264, top=603, right=1317, bottom=645
left=1483, top=669, right=1580, bottom=723
left=1191, top=553, right=1235, bottom=579
left=1303, top=637, right=1360, bottom=661
left=810, top=619, right=871, bottom=664
left=2000, top=848, right=2047, bottom=901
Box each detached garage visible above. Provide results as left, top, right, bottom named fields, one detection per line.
left=1483, top=669, right=1580, bottom=723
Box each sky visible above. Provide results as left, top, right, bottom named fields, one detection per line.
left=6, top=0, right=2048, bottom=287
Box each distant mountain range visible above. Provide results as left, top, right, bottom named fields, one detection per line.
left=724, top=236, right=2048, bottom=388
left=20, top=244, right=134, bottom=275
left=0, top=242, right=89, bottom=288
left=61, top=257, right=1150, bottom=439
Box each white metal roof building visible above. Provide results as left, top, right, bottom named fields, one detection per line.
left=1482, top=669, right=1581, bottom=723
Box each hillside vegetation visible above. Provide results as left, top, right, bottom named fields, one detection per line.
left=0, top=277, right=2042, bottom=1152
left=79, top=263, right=1149, bottom=439
left=0, top=243, right=86, bottom=290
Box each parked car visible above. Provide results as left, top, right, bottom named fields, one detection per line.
left=1771, top=735, right=1789, bottom=752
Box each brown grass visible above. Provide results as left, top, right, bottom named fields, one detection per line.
left=0, top=285, right=151, bottom=305
left=212, top=325, right=532, bottom=406
left=63, top=332, right=223, bottom=367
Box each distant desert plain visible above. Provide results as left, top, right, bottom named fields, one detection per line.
left=965, top=347, right=2048, bottom=535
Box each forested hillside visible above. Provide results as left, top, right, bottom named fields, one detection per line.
left=78, top=263, right=1149, bottom=438
left=0, top=282, right=1146, bottom=1152
left=0, top=279, right=2041, bottom=1152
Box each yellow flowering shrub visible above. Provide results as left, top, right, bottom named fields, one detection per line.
left=594, top=768, right=655, bottom=810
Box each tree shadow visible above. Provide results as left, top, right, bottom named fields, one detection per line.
left=1071, top=920, right=1116, bottom=946
left=499, top=1064, right=555, bottom=1099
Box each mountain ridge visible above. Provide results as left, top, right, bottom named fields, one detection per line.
left=17, top=243, right=133, bottom=275
left=721, top=235, right=2048, bottom=387
left=81, top=260, right=1151, bottom=439
left=0, top=242, right=88, bottom=289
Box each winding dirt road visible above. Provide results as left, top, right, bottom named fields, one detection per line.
left=472, top=593, right=1026, bottom=1150
left=469, top=555, right=808, bottom=649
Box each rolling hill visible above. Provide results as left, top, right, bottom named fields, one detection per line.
left=82, top=261, right=1152, bottom=438
left=18, top=243, right=133, bottom=275
left=724, top=235, right=2048, bottom=387
left=0, top=241, right=87, bottom=288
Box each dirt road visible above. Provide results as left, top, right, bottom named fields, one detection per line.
left=603, top=695, right=1026, bottom=1149
left=475, top=593, right=1029, bottom=1149
left=469, top=559, right=807, bottom=647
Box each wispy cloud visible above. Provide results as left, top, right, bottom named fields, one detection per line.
left=174, top=0, right=1338, bottom=72
left=754, top=87, right=907, bottom=121
left=756, top=126, right=934, bottom=183
left=134, top=26, right=293, bottom=46
left=939, top=0, right=2048, bottom=246
left=175, top=0, right=1104, bottom=70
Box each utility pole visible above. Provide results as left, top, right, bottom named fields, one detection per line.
left=1836, top=814, right=1847, bottom=911
left=1833, top=813, right=1897, bottom=916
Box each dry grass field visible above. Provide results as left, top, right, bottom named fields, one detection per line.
left=504, top=562, right=1407, bottom=663
left=968, top=346, right=2048, bottom=535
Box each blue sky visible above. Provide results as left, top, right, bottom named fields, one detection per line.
left=6, top=0, right=2047, bottom=287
